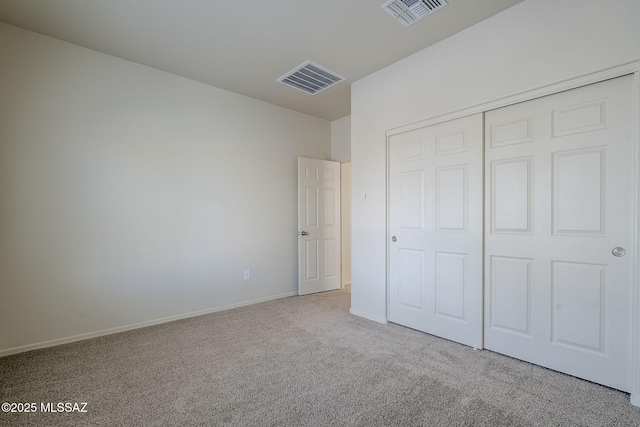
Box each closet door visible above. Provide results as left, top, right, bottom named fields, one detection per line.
left=389, top=114, right=483, bottom=348
left=484, top=75, right=634, bottom=392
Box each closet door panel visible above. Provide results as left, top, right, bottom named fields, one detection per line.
left=484, top=75, right=634, bottom=392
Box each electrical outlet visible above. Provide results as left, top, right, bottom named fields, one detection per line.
left=243, top=269, right=251, bottom=280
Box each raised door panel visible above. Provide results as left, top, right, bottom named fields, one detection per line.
left=398, top=249, right=424, bottom=310
left=436, top=129, right=468, bottom=156
left=435, top=252, right=467, bottom=321
left=553, top=148, right=606, bottom=235
left=490, top=117, right=534, bottom=147
left=551, top=261, right=605, bottom=353
left=323, top=238, right=337, bottom=279
left=305, top=187, right=319, bottom=228
left=399, top=171, right=425, bottom=230
left=436, top=165, right=467, bottom=232
left=491, top=157, right=533, bottom=233
left=305, top=240, right=319, bottom=280
left=552, top=100, right=607, bottom=137
left=489, top=256, right=532, bottom=336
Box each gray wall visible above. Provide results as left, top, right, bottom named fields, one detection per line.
left=0, top=23, right=331, bottom=355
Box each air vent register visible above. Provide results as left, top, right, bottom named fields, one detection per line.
left=381, top=0, right=448, bottom=27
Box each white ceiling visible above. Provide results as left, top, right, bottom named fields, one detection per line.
left=0, top=0, right=523, bottom=121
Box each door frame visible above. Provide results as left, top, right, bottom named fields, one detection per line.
left=384, top=61, right=640, bottom=406
left=340, top=162, right=352, bottom=289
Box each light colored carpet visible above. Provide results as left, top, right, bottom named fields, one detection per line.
left=1, top=288, right=639, bottom=426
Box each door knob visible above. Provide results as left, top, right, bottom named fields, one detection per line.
left=392, top=236, right=397, bottom=242
left=300, top=231, right=308, bottom=236
left=612, top=247, right=626, bottom=257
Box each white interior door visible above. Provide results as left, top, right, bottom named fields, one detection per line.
left=298, top=157, right=341, bottom=295
left=388, top=113, right=483, bottom=348
left=484, top=75, right=634, bottom=392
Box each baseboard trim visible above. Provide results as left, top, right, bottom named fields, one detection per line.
left=631, top=393, right=640, bottom=407
left=349, top=308, right=388, bottom=324
left=0, top=291, right=297, bottom=358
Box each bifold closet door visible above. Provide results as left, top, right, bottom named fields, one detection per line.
left=389, top=113, right=483, bottom=348
left=484, top=75, right=634, bottom=392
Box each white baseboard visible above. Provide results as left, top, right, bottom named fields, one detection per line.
left=631, top=393, right=640, bottom=407
left=0, top=291, right=297, bottom=358
left=349, top=308, right=387, bottom=324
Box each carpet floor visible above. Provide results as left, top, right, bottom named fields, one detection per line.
left=1, top=288, right=640, bottom=426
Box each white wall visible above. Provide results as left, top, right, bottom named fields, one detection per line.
left=0, top=23, right=331, bottom=355
left=350, top=0, right=640, bottom=323
left=331, top=115, right=351, bottom=163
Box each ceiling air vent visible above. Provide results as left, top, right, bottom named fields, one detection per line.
left=277, top=60, right=346, bottom=95
left=381, top=0, right=448, bottom=27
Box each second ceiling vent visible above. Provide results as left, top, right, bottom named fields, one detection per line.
left=277, top=61, right=346, bottom=95
left=382, top=0, right=448, bottom=27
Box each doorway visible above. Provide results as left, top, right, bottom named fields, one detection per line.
left=341, top=162, right=351, bottom=289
